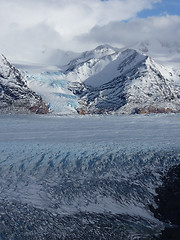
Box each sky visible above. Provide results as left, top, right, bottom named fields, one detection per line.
left=0, top=0, right=179, bottom=63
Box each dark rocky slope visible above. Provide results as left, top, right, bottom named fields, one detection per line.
left=0, top=54, right=48, bottom=114
left=151, top=164, right=180, bottom=239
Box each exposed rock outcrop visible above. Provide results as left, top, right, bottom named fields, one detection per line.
left=151, top=164, right=180, bottom=239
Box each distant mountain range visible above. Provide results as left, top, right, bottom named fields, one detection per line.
left=1, top=45, right=180, bottom=114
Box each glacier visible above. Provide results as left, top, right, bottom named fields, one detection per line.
left=26, top=71, right=79, bottom=114
left=0, top=114, right=180, bottom=239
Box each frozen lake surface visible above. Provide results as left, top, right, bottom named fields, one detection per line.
left=0, top=114, right=180, bottom=239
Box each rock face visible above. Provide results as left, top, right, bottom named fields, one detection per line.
left=151, top=164, right=180, bottom=239
left=69, top=48, right=180, bottom=114
left=0, top=54, right=48, bottom=114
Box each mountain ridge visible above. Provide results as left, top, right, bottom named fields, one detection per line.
left=68, top=48, right=180, bottom=114
left=1, top=44, right=180, bottom=115
left=0, top=54, right=49, bottom=114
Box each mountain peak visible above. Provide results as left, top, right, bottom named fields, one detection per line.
left=66, top=44, right=120, bottom=69
left=84, top=48, right=147, bottom=87
left=93, top=44, right=119, bottom=53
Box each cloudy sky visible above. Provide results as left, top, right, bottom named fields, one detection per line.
left=0, top=0, right=180, bottom=63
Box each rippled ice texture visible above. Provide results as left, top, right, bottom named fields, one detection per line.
left=0, top=114, right=180, bottom=239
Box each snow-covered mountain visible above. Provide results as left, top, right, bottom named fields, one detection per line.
left=0, top=54, right=48, bottom=114
left=26, top=45, right=121, bottom=114
left=64, top=44, right=121, bottom=82
left=69, top=48, right=180, bottom=114
left=10, top=44, right=180, bottom=115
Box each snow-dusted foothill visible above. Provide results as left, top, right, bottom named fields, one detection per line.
left=0, top=54, right=49, bottom=114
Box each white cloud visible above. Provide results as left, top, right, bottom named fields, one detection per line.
left=0, top=0, right=168, bottom=63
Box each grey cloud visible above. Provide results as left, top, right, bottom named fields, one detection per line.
left=0, top=0, right=166, bottom=62
left=77, top=15, right=180, bottom=49
left=0, top=23, right=62, bottom=62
